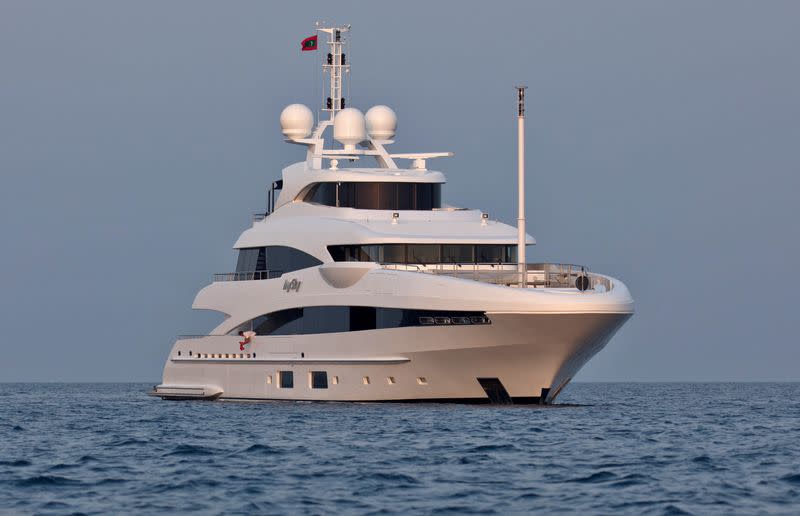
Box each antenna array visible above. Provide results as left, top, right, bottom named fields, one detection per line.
left=316, top=23, right=351, bottom=121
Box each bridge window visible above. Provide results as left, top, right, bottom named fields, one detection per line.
left=235, top=246, right=322, bottom=276
left=301, top=182, right=442, bottom=210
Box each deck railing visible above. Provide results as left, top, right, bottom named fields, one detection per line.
left=380, top=262, right=612, bottom=291
left=212, top=264, right=612, bottom=290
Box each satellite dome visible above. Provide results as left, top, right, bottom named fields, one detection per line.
left=333, top=108, right=367, bottom=150
left=365, top=105, right=397, bottom=140
left=280, top=104, right=314, bottom=139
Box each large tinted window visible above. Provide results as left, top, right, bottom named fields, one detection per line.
left=252, top=308, right=304, bottom=335
left=476, top=245, right=505, bottom=263
left=306, top=182, right=338, bottom=206
left=442, top=244, right=474, bottom=263
left=236, top=248, right=262, bottom=272
left=235, top=246, right=322, bottom=275
left=302, top=182, right=442, bottom=210
left=381, top=244, right=406, bottom=264
left=328, top=244, right=519, bottom=265
left=230, top=307, right=489, bottom=336
left=406, top=244, right=441, bottom=264
left=350, top=307, right=377, bottom=331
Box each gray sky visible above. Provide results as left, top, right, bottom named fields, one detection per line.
left=1, top=1, right=798, bottom=382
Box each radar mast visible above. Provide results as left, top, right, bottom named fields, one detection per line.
left=281, top=23, right=452, bottom=171
left=316, top=23, right=351, bottom=121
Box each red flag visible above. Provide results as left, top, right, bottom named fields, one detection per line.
left=301, top=35, right=318, bottom=52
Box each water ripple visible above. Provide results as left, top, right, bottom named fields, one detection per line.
left=569, top=471, right=618, bottom=484
left=0, top=459, right=31, bottom=467
left=15, top=475, right=82, bottom=487
left=166, top=444, right=214, bottom=456
left=781, top=473, right=800, bottom=485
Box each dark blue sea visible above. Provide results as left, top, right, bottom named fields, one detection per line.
left=1, top=383, right=799, bottom=514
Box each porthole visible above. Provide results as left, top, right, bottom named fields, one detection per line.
left=266, top=375, right=272, bottom=385
left=177, top=351, right=181, bottom=356
left=204, top=353, right=208, bottom=358
left=451, top=316, right=470, bottom=325
left=279, top=371, right=294, bottom=389
left=332, top=376, right=339, bottom=385
left=363, top=376, right=370, bottom=385
left=387, top=377, right=396, bottom=385
left=434, top=317, right=451, bottom=325
left=417, top=377, right=428, bottom=385
left=310, top=371, right=328, bottom=389
left=188, top=350, right=193, bottom=356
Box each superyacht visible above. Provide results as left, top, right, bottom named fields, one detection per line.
left=152, top=24, right=634, bottom=403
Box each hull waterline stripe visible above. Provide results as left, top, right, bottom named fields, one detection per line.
left=156, top=395, right=546, bottom=405
left=486, top=310, right=634, bottom=315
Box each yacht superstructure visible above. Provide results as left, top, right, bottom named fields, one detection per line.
left=152, top=25, right=634, bottom=403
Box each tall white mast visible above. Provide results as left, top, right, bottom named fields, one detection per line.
left=317, top=23, right=351, bottom=121
left=516, top=86, right=527, bottom=287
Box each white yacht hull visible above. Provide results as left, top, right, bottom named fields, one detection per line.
left=155, top=311, right=631, bottom=404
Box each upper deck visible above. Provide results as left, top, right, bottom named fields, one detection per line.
left=235, top=201, right=535, bottom=254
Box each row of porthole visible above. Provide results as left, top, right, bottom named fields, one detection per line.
left=177, top=351, right=257, bottom=359
left=267, top=370, right=428, bottom=389
left=172, top=355, right=429, bottom=388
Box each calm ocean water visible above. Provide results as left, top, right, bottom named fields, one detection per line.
left=1, top=383, right=798, bottom=514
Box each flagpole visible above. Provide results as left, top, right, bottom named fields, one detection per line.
left=516, top=86, right=527, bottom=288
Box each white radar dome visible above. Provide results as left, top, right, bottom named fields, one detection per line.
left=365, top=105, right=397, bottom=140
left=280, top=104, right=314, bottom=139
left=333, top=108, right=367, bottom=150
